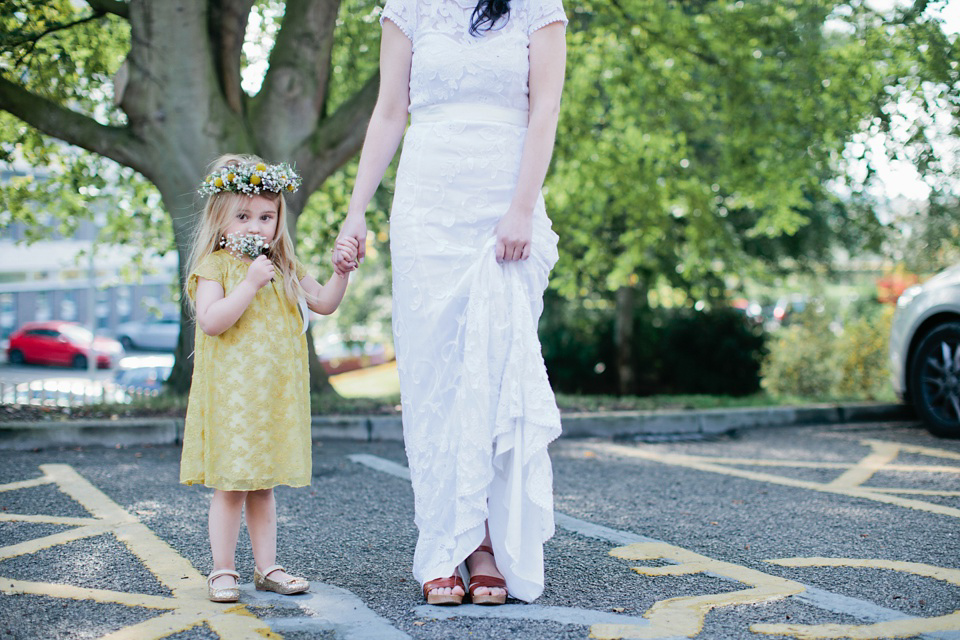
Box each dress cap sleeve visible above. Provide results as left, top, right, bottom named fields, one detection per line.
left=293, top=258, right=308, bottom=281
left=380, top=0, right=416, bottom=41
left=528, top=0, right=568, bottom=34
left=187, top=252, right=225, bottom=301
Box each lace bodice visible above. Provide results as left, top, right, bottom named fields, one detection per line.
left=381, top=0, right=567, bottom=112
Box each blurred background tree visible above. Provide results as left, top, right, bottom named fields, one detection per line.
left=545, top=0, right=958, bottom=395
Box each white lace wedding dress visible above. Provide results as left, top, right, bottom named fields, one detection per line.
left=382, top=0, right=567, bottom=602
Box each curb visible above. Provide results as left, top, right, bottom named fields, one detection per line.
left=0, top=403, right=913, bottom=450
left=558, top=403, right=915, bottom=438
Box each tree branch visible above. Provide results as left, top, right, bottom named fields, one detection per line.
left=208, top=0, right=254, bottom=115
left=251, top=0, right=342, bottom=157
left=297, top=70, right=380, bottom=193
left=6, top=12, right=105, bottom=54
left=85, top=0, right=130, bottom=19
left=0, top=75, right=149, bottom=174
left=607, top=0, right=720, bottom=66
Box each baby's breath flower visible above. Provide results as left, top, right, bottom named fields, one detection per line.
left=221, top=232, right=270, bottom=258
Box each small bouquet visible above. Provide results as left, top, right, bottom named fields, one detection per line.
left=221, top=233, right=270, bottom=258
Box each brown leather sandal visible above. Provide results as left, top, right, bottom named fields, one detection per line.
left=467, top=545, right=508, bottom=605
left=422, top=574, right=466, bottom=606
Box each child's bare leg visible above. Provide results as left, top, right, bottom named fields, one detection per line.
left=245, top=488, right=294, bottom=581
left=209, top=489, right=246, bottom=587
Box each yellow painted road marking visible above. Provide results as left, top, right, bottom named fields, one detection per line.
left=578, top=439, right=960, bottom=638
left=753, top=558, right=960, bottom=639
left=825, top=441, right=901, bottom=489
left=666, top=458, right=960, bottom=473
left=683, top=458, right=857, bottom=469
left=591, top=441, right=960, bottom=519
left=4, top=577, right=175, bottom=608
left=865, top=488, right=960, bottom=496
left=0, top=465, right=280, bottom=639
left=870, top=439, right=960, bottom=461
left=589, top=542, right=805, bottom=639
left=0, top=513, right=99, bottom=525
left=0, top=523, right=115, bottom=559
left=0, top=476, right=55, bottom=491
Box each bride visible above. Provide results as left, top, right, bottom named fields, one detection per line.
left=333, top=0, right=568, bottom=606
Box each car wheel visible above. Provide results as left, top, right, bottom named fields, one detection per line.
left=72, top=354, right=88, bottom=369
left=119, top=336, right=134, bottom=350
left=909, top=321, right=960, bottom=438
left=8, top=349, right=25, bottom=365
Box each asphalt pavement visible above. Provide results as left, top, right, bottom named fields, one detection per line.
left=1, top=418, right=958, bottom=639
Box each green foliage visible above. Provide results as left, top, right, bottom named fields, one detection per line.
left=297, top=0, right=396, bottom=342
left=659, top=308, right=766, bottom=396
left=761, top=310, right=840, bottom=397
left=539, top=290, right=618, bottom=394
left=297, top=156, right=394, bottom=343
left=540, top=291, right=766, bottom=396
left=0, top=1, right=170, bottom=277
left=1, top=0, right=129, bottom=111
left=327, top=0, right=383, bottom=110
left=549, top=0, right=958, bottom=304
left=0, top=147, right=173, bottom=275
left=888, top=192, right=960, bottom=275
left=835, top=304, right=895, bottom=400
left=554, top=391, right=791, bottom=412
left=761, top=302, right=895, bottom=400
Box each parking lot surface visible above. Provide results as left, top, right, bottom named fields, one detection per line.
left=0, top=420, right=958, bottom=639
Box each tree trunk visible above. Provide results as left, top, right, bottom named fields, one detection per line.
left=615, top=285, right=636, bottom=396
left=168, top=297, right=197, bottom=395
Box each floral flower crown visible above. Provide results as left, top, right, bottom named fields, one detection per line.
left=199, top=161, right=301, bottom=197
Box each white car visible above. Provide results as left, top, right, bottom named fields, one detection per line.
left=115, top=312, right=180, bottom=352
left=889, top=263, right=960, bottom=437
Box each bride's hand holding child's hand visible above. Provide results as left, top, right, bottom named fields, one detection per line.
left=333, top=214, right=367, bottom=274
left=338, top=237, right=359, bottom=262
left=333, top=237, right=360, bottom=276
left=245, top=255, right=275, bottom=289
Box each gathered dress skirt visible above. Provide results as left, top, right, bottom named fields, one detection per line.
left=389, top=103, right=562, bottom=602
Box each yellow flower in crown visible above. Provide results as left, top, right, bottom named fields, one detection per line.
left=199, top=161, right=301, bottom=197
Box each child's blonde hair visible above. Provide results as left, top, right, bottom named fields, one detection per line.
left=185, top=153, right=307, bottom=312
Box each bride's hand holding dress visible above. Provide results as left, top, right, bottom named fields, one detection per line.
left=494, top=205, right=533, bottom=262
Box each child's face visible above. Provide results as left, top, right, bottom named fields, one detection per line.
left=222, top=195, right=280, bottom=248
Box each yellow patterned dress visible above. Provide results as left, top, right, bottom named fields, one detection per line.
left=180, top=250, right=311, bottom=491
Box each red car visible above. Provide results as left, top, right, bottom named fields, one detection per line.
left=6, top=321, right=124, bottom=369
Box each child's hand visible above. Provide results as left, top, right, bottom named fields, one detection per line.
left=337, top=237, right=359, bottom=263
left=245, top=255, right=275, bottom=289
left=333, top=237, right=360, bottom=276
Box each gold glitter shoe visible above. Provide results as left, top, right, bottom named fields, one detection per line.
left=253, top=564, right=309, bottom=595
left=207, top=568, right=240, bottom=602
